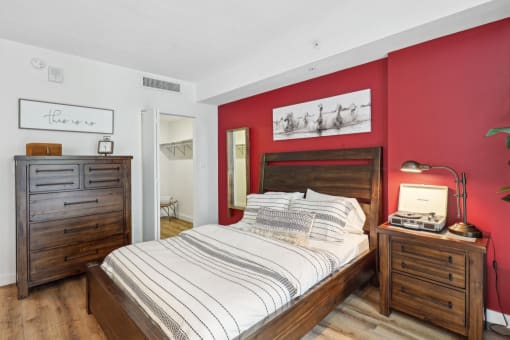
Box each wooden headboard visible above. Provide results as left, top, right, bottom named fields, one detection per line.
left=259, top=147, right=382, bottom=247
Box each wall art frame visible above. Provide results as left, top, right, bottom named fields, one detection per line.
left=272, top=88, right=371, bottom=141
left=19, top=98, right=114, bottom=134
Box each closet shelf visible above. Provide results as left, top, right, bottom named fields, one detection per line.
left=160, top=139, right=192, bottom=157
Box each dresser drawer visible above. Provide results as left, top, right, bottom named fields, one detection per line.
left=392, top=272, right=466, bottom=334
left=84, top=163, right=123, bottom=189
left=29, top=235, right=124, bottom=282
left=392, top=238, right=465, bottom=288
left=29, top=164, right=80, bottom=192
left=29, top=188, right=124, bottom=222
left=29, top=212, right=124, bottom=251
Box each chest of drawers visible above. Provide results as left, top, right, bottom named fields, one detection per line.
left=15, top=155, right=133, bottom=299
left=377, top=224, right=488, bottom=339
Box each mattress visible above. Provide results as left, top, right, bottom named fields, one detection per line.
left=101, top=224, right=369, bottom=340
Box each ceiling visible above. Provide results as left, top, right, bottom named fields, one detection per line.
left=0, top=0, right=508, bottom=105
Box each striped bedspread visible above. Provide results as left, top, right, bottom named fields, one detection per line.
left=101, top=224, right=356, bottom=340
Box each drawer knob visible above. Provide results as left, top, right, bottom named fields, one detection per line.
left=64, top=224, right=100, bottom=234
left=448, top=301, right=453, bottom=309
left=401, top=261, right=407, bottom=269
left=64, top=249, right=99, bottom=261
left=64, top=199, right=99, bottom=206
left=35, top=168, right=74, bottom=173
left=36, top=182, right=74, bottom=187
left=89, top=179, right=120, bottom=184
left=448, top=273, right=453, bottom=281
left=89, top=167, right=120, bottom=172
left=448, top=256, right=452, bottom=264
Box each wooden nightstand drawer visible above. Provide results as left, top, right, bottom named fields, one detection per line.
left=392, top=272, right=466, bottom=334
left=392, top=238, right=465, bottom=288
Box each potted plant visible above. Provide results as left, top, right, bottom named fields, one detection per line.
left=486, top=126, right=510, bottom=202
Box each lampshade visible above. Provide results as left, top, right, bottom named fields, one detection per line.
left=400, top=160, right=431, bottom=173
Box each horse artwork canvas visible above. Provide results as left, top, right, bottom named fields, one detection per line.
left=272, top=89, right=371, bottom=140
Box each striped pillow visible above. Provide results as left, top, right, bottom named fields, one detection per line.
left=242, top=208, right=314, bottom=245
left=290, top=198, right=354, bottom=242
left=240, top=193, right=291, bottom=225
left=305, top=189, right=366, bottom=234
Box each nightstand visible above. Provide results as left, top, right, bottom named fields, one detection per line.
left=377, top=223, right=488, bottom=339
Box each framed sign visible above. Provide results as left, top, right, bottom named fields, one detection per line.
left=19, top=99, right=114, bottom=134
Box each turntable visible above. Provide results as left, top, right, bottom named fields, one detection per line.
left=389, top=184, right=448, bottom=232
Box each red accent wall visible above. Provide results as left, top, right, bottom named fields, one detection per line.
left=218, top=18, right=510, bottom=313
left=218, top=59, right=388, bottom=224
left=388, top=18, right=510, bottom=314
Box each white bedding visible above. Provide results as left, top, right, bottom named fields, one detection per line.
left=101, top=224, right=368, bottom=340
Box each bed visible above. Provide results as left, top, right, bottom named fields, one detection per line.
left=86, top=147, right=382, bottom=339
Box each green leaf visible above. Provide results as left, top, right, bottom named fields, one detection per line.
left=486, top=127, right=510, bottom=136
left=503, top=194, right=510, bottom=202
left=507, top=135, right=510, bottom=149
left=499, top=186, right=510, bottom=193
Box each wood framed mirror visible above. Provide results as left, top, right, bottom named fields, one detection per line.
left=227, top=127, right=250, bottom=210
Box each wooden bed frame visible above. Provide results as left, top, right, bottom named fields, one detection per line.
left=87, top=147, right=382, bottom=339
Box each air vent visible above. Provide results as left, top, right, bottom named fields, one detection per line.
left=142, top=77, right=181, bottom=92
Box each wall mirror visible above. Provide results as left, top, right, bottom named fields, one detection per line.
left=227, top=127, right=250, bottom=210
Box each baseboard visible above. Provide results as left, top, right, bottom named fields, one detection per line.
left=177, top=213, right=193, bottom=223
left=0, top=273, right=16, bottom=287
left=487, top=308, right=510, bottom=327
left=160, top=213, right=193, bottom=223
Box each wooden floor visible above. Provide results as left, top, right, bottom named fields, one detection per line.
left=1, top=276, right=506, bottom=339
left=160, top=217, right=193, bottom=239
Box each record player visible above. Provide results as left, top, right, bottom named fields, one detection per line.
left=389, top=183, right=448, bottom=232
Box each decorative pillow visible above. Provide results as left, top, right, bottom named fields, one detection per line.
left=305, top=188, right=366, bottom=234
left=290, top=198, right=356, bottom=242
left=240, top=193, right=291, bottom=225
left=242, top=208, right=314, bottom=245
left=264, top=191, right=305, bottom=199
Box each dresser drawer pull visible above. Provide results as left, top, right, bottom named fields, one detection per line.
left=64, top=199, right=99, bottom=206
left=89, top=167, right=120, bottom=172
left=64, top=249, right=99, bottom=262
left=64, top=224, right=100, bottom=234
left=400, top=245, right=455, bottom=264
left=35, top=168, right=74, bottom=173
left=400, top=261, right=454, bottom=282
left=89, top=179, right=120, bottom=184
left=400, top=286, right=453, bottom=309
left=35, top=182, right=75, bottom=187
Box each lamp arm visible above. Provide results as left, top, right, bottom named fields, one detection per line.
left=431, top=165, right=461, bottom=219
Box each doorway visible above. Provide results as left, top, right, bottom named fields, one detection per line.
left=141, top=109, right=194, bottom=242
left=159, top=114, right=194, bottom=238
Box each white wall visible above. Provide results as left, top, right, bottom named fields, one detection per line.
left=0, top=38, right=218, bottom=286
left=160, top=117, right=194, bottom=221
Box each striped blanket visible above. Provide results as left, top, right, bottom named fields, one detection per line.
left=101, top=224, right=352, bottom=340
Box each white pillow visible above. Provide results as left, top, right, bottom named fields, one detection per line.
left=264, top=191, right=305, bottom=199
left=241, top=207, right=314, bottom=246
left=290, top=198, right=353, bottom=242
left=240, top=193, right=291, bottom=225
left=305, top=189, right=366, bottom=234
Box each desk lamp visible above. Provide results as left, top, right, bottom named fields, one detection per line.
left=400, top=160, right=482, bottom=238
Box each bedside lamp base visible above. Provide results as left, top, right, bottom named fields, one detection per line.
left=448, top=222, right=482, bottom=238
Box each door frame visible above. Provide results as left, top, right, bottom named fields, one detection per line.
left=141, top=109, right=196, bottom=241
